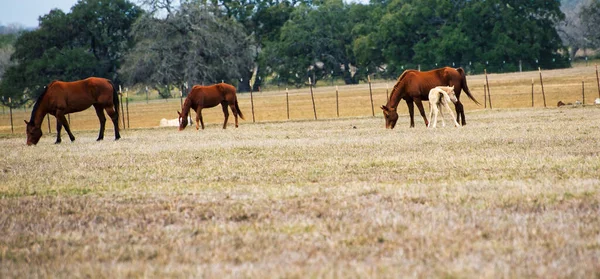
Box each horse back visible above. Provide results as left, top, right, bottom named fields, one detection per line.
left=189, top=83, right=237, bottom=108
left=402, top=68, right=462, bottom=97
left=45, top=77, right=114, bottom=113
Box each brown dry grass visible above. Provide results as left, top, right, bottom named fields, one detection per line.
left=1, top=66, right=600, bottom=278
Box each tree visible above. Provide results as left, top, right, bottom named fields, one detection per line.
left=0, top=0, right=142, bottom=107
left=119, top=2, right=254, bottom=93
left=358, top=0, right=569, bottom=76
left=579, top=0, right=600, bottom=51
left=262, top=0, right=360, bottom=86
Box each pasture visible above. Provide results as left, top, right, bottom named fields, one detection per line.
left=1, top=66, right=600, bottom=277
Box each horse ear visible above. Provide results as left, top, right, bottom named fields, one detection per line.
left=177, top=111, right=181, bottom=117
left=380, top=105, right=388, bottom=112
left=24, top=120, right=29, bottom=125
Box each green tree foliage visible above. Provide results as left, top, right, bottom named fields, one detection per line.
left=119, top=2, right=254, bottom=92
left=0, top=0, right=142, bottom=107
left=357, top=0, right=568, bottom=76
left=262, top=0, right=361, bottom=86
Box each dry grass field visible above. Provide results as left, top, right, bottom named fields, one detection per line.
left=1, top=66, right=600, bottom=278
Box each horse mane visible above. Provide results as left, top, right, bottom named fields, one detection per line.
left=388, top=70, right=413, bottom=106
left=29, top=81, right=55, bottom=123
left=180, top=94, right=193, bottom=117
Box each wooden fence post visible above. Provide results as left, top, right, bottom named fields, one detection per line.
left=47, top=114, right=51, bottom=134
left=386, top=83, right=389, bottom=101
left=539, top=67, right=547, bottom=108
left=531, top=78, right=534, bottom=107
left=119, top=86, right=125, bottom=129
left=286, top=88, right=290, bottom=120
left=250, top=87, right=255, bottom=123
left=309, top=77, right=317, bottom=120
left=9, top=97, right=13, bottom=134
left=368, top=75, right=374, bottom=117
left=126, top=90, right=130, bottom=129
left=484, top=69, right=492, bottom=109
left=582, top=80, right=585, bottom=105
left=483, top=84, right=487, bottom=109
left=596, top=64, right=600, bottom=99
left=336, top=85, right=339, bottom=118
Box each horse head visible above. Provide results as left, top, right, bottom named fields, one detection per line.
left=445, top=86, right=458, bottom=103
left=381, top=105, right=398, bottom=129
left=177, top=111, right=188, bottom=131
left=24, top=120, right=42, bottom=145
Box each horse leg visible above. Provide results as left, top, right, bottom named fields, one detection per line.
left=56, top=112, right=75, bottom=142
left=93, top=104, right=107, bottom=141
left=221, top=101, right=230, bottom=129
left=229, top=102, right=239, bottom=128
left=406, top=99, right=415, bottom=128
left=196, top=107, right=204, bottom=130
left=439, top=104, right=446, bottom=127
left=414, top=98, right=429, bottom=127
left=104, top=105, right=121, bottom=140
left=55, top=117, right=63, bottom=144
left=432, top=104, right=439, bottom=128
left=427, top=103, right=433, bottom=128
left=454, top=101, right=466, bottom=126
left=445, top=102, right=460, bottom=127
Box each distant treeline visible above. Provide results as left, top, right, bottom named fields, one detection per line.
left=0, top=0, right=599, bottom=107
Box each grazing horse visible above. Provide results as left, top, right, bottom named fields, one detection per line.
left=25, top=77, right=120, bottom=145
left=381, top=67, right=479, bottom=129
left=177, top=83, right=244, bottom=131
left=428, top=86, right=460, bottom=128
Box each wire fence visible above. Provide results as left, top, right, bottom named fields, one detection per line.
left=2, top=65, right=599, bottom=135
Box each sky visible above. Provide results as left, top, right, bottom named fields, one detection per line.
left=0, top=0, right=370, bottom=28
left=0, top=0, right=81, bottom=28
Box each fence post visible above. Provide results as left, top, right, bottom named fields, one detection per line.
left=286, top=88, right=290, bottom=120
left=179, top=85, right=183, bottom=109
left=146, top=86, right=149, bottom=104
left=539, top=67, right=547, bottom=108
left=484, top=69, right=492, bottom=109
left=531, top=78, right=534, bottom=107
left=336, top=85, right=339, bottom=118
left=9, top=97, right=13, bottom=134
left=119, top=85, right=125, bottom=129
left=368, top=75, right=374, bottom=117
left=309, top=77, right=317, bottom=120
left=386, top=83, right=389, bottom=101
left=250, top=87, right=255, bottom=123
left=484, top=84, right=487, bottom=109
left=596, top=64, right=599, bottom=99
left=582, top=80, right=585, bottom=105
left=47, top=114, right=51, bottom=134
left=126, top=90, right=130, bottom=129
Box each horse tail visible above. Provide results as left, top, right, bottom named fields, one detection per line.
left=109, top=80, right=120, bottom=127
left=457, top=67, right=480, bottom=105
left=235, top=99, right=245, bottom=120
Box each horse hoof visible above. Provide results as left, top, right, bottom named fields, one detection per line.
left=115, top=136, right=121, bottom=140
left=54, top=141, right=61, bottom=144
left=96, top=138, right=104, bottom=141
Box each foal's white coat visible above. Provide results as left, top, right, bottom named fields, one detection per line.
left=428, top=86, right=460, bottom=128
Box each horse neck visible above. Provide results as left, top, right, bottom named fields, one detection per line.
left=30, top=99, right=48, bottom=128
left=386, top=82, right=404, bottom=109
left=180, top=97, right=193, bottom=118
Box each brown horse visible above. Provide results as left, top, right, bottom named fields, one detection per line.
left=381, top=67, right=480, bottom=129
left=177, top=83, right=244, bottom=131
left=25, top=77, right=120, bottom=145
